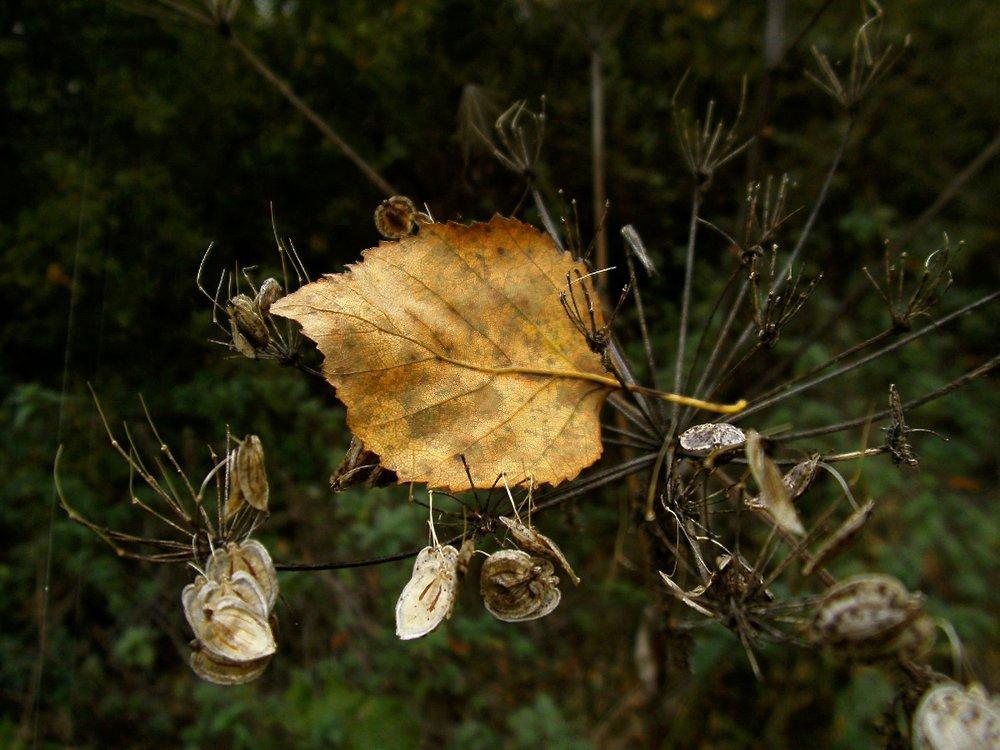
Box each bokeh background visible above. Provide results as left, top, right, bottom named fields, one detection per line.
left=1, top=1, right=997, bottom=747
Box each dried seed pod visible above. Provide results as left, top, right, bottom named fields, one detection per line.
left=892, top=613, right=936, bottom=661
left=782, top=456, right=821, bottom=500
left=206, top=539, right=279, bottom=613
left=189, top=643, right=271, bottom=685
left=330, top=435, right=395, bottom=492
left=254, top=277, right=284, bottom=315
left=230, top=320, right=257, bottom=359
left=498, top=516, right=580, bottom=585
left=912, top=682, right=1000, bottom=750
left=480, top=549, right=561, bottom=623
left=810, top=574, right=925, bottom=660
left=745, top=430, right=805, bottom=535
left=456, top=538, right=475, bottom=582
left=374, top=196, right=418, bottom=239
left=227, top=293, right=269, bottom=348
left=679, top=422, right=746, bottom=456
left=803, top=500, right=876, bottom=575
left=182, top=576, right=276, bottom=662
left=395, top=544, right=460, bottom=640
left=227, top=435, right=269, bottom=516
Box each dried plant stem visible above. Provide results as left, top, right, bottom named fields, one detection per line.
left=731, top=290, right=999, bottom=421
left=775, top=353, right=1000, bottom=443
left=748, top=327, right=896, bottom=406
left=674, top=187, right=703, bottom=419
left=894, top=128, right=1000, bottom=251
left=228, top=33, right=395, bottom=197
left=590, top=44, right=608, bottom=294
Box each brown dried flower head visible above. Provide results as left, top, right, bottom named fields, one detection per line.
left=499, top=516, right=580, bottom=585
left=374, top=195, right=419, bottom=239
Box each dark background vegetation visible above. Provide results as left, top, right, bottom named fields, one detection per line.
left=1, top=1, right=997, bottom=747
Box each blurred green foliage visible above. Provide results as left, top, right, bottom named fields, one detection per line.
left=0, top=0, right=997, bottom=747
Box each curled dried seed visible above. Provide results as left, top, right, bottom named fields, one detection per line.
left=395, top=544, right=460, bottom=640
left=803, top=500, right=876, bottom=575
left=456, top=538, right=475, bottom=582
left=330, top=435, right=395, bottom=492
left=679, top=422, right=746, bottom=457
left=499, top=516, right=580, bottom=585
left=782, top=456, right=821, bottom=500
left=206, top=539, right=279, bottom=614
left=254, top=277, right=284, bottom=315
left=810, top=574, right=924, bottom=660
left=228, top=293, right=269, bottom=347
left=189, top=643, right=271, bottom=685
left=375, top=196, right=418, bottom=239
left=228, top=435, right=269, bottom=515
left=745, top=430, right=805, bottom=535
left=913, top=682, right=1000, bottom=750
left=480, top=549, right=561, bottom=623
left=230, top=320, right=257, bottom=359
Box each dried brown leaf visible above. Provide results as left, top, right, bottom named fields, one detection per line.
left=271, top=216, right=612, bottom=490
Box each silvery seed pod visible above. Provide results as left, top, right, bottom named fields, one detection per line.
left=189, top=643, right=271, bottom=685
left=206, top=539, right=279, bottom=614
left=745, top=430, right=805, bottom=536
left=254, top=277, right=284, bottom=315
left=183, top=575, right=275, bottom=662
left=810, top=574, right=924, bottom=660
left=228, top=435, right=269, bottom=515
left=374, top=196, right=418, bottom=239
left=679, top=423, right=746, bottom=457
left=912, top=682, right=1000, bottom=750
left=395, top=544, right=460, bottom=640
left=480, top=549, right=561, bottom=623
left=498, top=516, right=580, bottom=585
left=228, top=293, right=269, bottom=348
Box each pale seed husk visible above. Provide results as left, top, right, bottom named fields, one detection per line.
left=206, top=539, right=279, bottom=614
left=745, top=430, right=805, bottom=536
left=228, top=293, right=269, bottom=347
left=189, top=644, right=271, bottom=685
left=480, top=549, right=561, bottom=622
left=810, top=574, right=924, bottom=660
left=912, top=682, right=1000, bottom=750
left=228, top=435, right=269, bottom=514
left=679, top=422, right=746, bottom=456
left=395, top=545, right=460, bottom=641
left=254, top=277, right=284, bottom=315
left=498, top=516, right=580, bottom=585
left=183, top=575, right=275, bottom=662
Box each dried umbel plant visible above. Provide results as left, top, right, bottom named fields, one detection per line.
left=63, top=4, right=998, bottom=745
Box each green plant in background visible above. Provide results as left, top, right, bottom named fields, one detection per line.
left=2, top=0, right=997, bottom=747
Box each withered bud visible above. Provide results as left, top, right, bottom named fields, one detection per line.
left=480, top=549, right=561, bottom=623
left=227, top=293, right=269, bottom=348
left=227, top=435, right=269, bottom=516
left=375, top=196, right=418, bottom=239
left=810, top=574, right=926, bottom=661
left=255, top=277, right=284, bottom=315
left=913, top=682, right=1000, bottom=750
